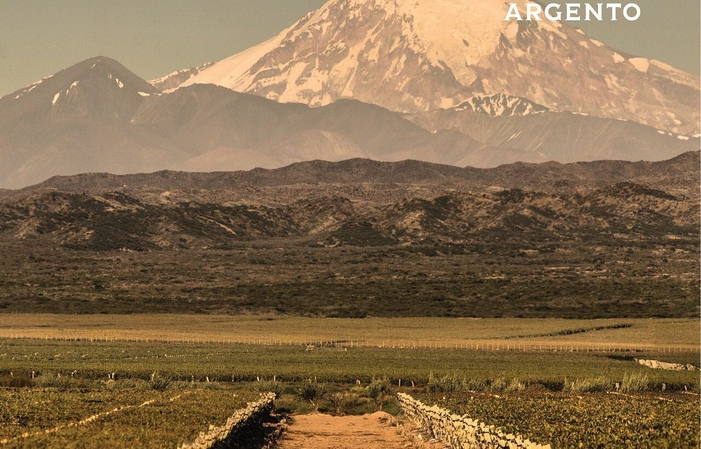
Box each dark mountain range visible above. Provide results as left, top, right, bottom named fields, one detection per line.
left=0, top=152, right=696, bottom=252
left=0, top=179, right=697, bottom=253
left=0, top=152, right=697, bottom=318
left=20, top=151, right=699, bottom=199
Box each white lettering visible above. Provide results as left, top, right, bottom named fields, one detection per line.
left=606, top=3, right=622, bottom=21
left=585, top=3, right=603, bottom=21
left=504, top=3, right=640, bottom=22
left=504, top=3, right=523, bottom=21
left=526, top=3, right=543, bottom=21
left=623, top=3, right=641, bottom=20
left=544, top=3, right=562, bottom=20
left=566, top=3, right=581, bottom=20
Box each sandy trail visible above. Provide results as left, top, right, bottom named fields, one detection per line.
left=275, top=412, right=429, bottom=449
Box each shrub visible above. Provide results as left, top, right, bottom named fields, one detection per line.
left=621, top=373, right=649, bottom=393
left=149, top=371, right=172, bottom=391
left=255, top=380, right=282, bottom=398
left=35, top=372, right=73, bottom=389
left=298, top=381, right=324, bottom=408
left=564, top=376, right=613, bottom=393
left=367, top=376, right=392, bottom=410
left=427, top=373, right=465, bottom=393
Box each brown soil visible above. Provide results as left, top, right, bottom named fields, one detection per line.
left=275, top=412, right=427, bottom=449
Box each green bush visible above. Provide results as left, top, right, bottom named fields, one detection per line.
left=255, top=379, right=282, bottom=398
left=367, top=376, right=392, bottom=410
left=298, top=381, right=324, bottom=407
left=621, top=372, right=649, bottom=393
left=564, top=376, right=613, bottom=393
left=427, top=373, right=465, bottom=393
left=35, top=372, right=73, bottom=389
left=149, top=371, right=172, bottom=392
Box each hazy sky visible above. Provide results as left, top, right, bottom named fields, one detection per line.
left=0, top=0, right=698, bottom=96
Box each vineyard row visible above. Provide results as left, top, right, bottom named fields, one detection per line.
left=0, top=335, right=695, bottom=353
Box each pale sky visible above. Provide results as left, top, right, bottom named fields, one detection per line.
left=0, top=0, right=698, bottom=96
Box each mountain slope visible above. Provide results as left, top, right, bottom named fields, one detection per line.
left=407, top=108, right=700, bottom=166
left=130, top=84, right=494, bottom=171
left=179, top=0, right=700, bottom=135
left=0, top=57, right=186, bottom=188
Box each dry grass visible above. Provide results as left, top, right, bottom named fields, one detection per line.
left=0, top=315, right=697, bottom=352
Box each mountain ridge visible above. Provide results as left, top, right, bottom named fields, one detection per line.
left=14, top=151, right=699, bottom=201
left=0, top=54, right=697, bottom=190
left=178, top=0, right=700, bottom=134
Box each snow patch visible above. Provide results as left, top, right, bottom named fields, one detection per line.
left=52, top=92, right=60, bottom=105
left=590, top=39, right=604, bottom=47
left=116, top=79, right=124, bottom=88
left=138, top=92, right=151, bottom=97
left=578, top=41, right=589, bottom=49
left=69, top=81, right=79, bottom=89
left=629, top=57, right=649, bottom=72
left=656, top=130, right=665, bottom=135
left=574, top=29, right=585, bottom=35
left=676, top=135, right=689, bottom=141
left=612, top=53, right=624, bottom=63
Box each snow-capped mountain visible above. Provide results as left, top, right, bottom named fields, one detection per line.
left=0, top=55, right=696, bottom=189
left=452, top=94, right=548, bottom=117
left=0, top=56, right=159, bottom=123
left=177, top=0, right=699, bottom=135
left=150, top=62, right=216, bottom=92
left=0, top=57, right=181, bottom=189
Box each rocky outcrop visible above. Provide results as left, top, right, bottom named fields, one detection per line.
left=636, top=359, right=698, bottom=371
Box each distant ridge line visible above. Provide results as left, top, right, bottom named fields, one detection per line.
left=22, top=151, right=700, bottom=193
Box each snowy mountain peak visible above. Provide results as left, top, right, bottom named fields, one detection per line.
left=453, top=94, right=548, bottom=117
left=177, top=0, right=699, bottom=134
left=0, top=56, right=160, bottom=123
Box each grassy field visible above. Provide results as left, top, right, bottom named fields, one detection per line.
left=0, top=316, right=698, bottom=448
left=0, top=315, right=698, bottom=352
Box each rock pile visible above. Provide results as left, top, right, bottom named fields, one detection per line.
left=636, top=359, right=698, bottom=371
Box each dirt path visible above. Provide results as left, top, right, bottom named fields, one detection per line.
left=275, top=412, right=431, bottom=449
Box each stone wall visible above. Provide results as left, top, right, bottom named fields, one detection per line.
left=178, top=393, right=276, bottom=449
left=397, top=393, right=550, bottom=449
